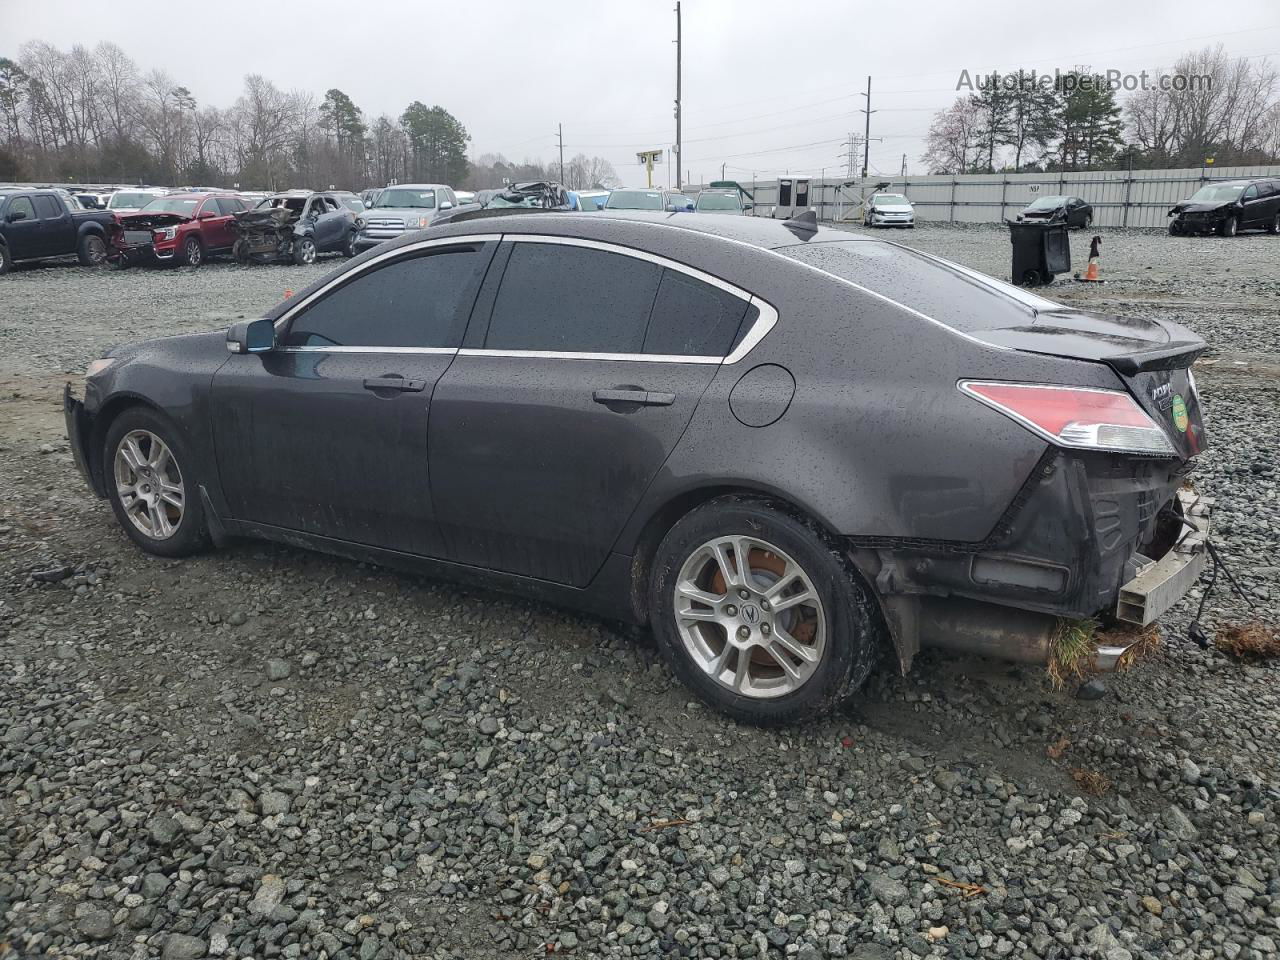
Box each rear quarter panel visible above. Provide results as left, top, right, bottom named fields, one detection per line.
left=618, top=249, right=1126, bottom=547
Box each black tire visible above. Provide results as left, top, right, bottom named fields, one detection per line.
left=232, top=239, right=250, bottom=265
left=1267, top=213, right=1279, bottom=235
left=1219, top=216, right=1238, bottom=237
left=343, top=230, right=358, bottom=258
left=103, top=406, right=209, bottom=558
left=648, top=496, right=884, bottom=726
left=77, top=233, right=107, bottom=267
left=1082, top=214, right=1092, bottom=230
left=181, top=235, right=204, bottom=268
left=1020, top=268, right=1042, bottom=286
left=1168, top=221, right=1182, bottom=236
left=293, top=236, right=317, bottom=265
left=0, top=243, right=10, bottom=275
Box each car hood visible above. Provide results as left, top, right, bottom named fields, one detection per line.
left=1020, top=207, right=1063, bottom=217
left=1170, top=201, right=1234, bottom=214
left=116, top=212, right=191, bottom=228
left=363, top=206, right=439, bottom=219
left=872, top=203, right=913, bottom=213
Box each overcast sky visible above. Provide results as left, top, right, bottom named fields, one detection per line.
left=3, top=0, right=1278, bottom=186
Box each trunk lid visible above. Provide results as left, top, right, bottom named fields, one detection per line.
left=970, top=308, right=1206, bottom=459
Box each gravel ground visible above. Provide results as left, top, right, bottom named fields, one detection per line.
left=1, top=229, right=1278, bottom=960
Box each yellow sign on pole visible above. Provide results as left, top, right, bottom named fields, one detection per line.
left=636, top=150, right=663, bottom=188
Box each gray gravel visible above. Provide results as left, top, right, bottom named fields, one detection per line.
left=2, top=232, right=1278, bottom=960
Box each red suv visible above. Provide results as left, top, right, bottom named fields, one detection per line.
left=112, top=193, right=249, bottom=268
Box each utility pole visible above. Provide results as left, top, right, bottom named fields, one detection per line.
left=557, top=123, right=564, bottom=184
left=901, top=153, right=907, bottom=176
left=674, top=1, right=682, bottom=190
left=859, top=76, right=875, bottom=179
left=721, top=162, right=725, bottom=181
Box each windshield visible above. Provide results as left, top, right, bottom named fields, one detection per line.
left=376, top=188, right=436, bottom=209
left=337, top=196, right=365, bottom=211
left=606, top=190, right=663, bottom=210
left=109, top=192, right=162, bottom=209
left=140, top=197, right=202, bottom=215
left=1027, top=196, right=1066, bottom=209
left=696, top=193, right=741, bottom=211
left=873, top=194, right=909, bottom=206
left=1188, top=184, right=1244, bottom=203
left=778, top=240, right=1055, bottom=332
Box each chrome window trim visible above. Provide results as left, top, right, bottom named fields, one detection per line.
left=277, top=346, right=457, bottom=355
left=457, top=348, right=721, bottom=365
left=271, top=230, right=780, bottom=364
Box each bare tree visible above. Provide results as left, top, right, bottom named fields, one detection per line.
left=921, top=98, right=982, bottom=174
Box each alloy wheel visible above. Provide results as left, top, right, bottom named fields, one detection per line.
left=113, top=429, right=184, bottom=540
left=186, top=238, right=202, bottom=266
left=673, top=535, right=826, bottom=699
left=297, top=239, right=316, bottom=264
left=85, top=236, right=106, bottom=265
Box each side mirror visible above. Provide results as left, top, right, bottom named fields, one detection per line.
left=227, top=318, right=276, bottom=355
left=198, top=210, right=216, bottom=219
left=7, top=209, right=28, bottom=222
left=439, top=201, right=453, bottom=211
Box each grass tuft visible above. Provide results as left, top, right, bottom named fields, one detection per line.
left=1070, top=768, right=1112, bottom=796
left=1215, top=621, right=1280, bottom=660
left=1048, top=618, right=1098, bottom=690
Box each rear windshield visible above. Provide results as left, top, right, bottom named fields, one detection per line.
left=606, top=190, right=663, bottom=210
left=778, top=240, right=1059, bottom=331
left=140, top=197, right=201, bottom=215
left=697, top=192, right=741, bottom=210
left=109, top=192, right=163, bottom=208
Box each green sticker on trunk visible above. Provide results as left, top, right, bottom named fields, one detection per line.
left=1172, top=394, right=1189, bottom=432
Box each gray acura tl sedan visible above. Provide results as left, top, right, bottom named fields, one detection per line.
left=66, top=211, right=1210, bottom=724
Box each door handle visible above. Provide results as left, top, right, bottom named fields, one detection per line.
left=363, top=377, right=427, bottom=393
left=592, top=389, right=675, bottom=407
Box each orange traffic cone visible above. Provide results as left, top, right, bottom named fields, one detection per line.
left=1074, top=235, right=1105, bottom=282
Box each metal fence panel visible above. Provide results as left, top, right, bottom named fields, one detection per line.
left=687, top=164, right=1280, bottom=229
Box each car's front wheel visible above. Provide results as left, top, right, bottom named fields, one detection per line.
left=104, top=407, right=209, bottom=557
left=182, top=236, right=204, bottom=268
left=0, top=243, right=11, bottom=275
left=1220, top=216, right=1238, bottom=237
left=343, top=230, right=358, bottom=257
left=649, top=497, right=883, bottom=725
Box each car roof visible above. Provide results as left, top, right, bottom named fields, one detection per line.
left=439, top=209, right=867, bottom=251
left=384, top=183, right=449, bottom=190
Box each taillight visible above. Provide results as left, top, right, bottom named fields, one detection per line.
left=959, top=380, right=1175, bottom=456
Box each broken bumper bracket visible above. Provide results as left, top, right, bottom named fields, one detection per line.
left=1113, top=489, right=1211, bottom=628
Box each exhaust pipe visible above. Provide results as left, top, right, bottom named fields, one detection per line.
left=917, top=597, right=1057, bottom=664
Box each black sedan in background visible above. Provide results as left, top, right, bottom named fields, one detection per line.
left=66, top=212, right=1209, bottom=724
left=1018, top=194, right=1093, bottom=228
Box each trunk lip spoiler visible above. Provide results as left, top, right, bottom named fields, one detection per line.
left=1105, top=341, right=1206, bottom=375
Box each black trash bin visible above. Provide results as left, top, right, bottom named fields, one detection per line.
left=1007, top=218, right=1071, bottom=286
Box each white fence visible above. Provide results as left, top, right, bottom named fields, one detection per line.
left=689, top=164, right=1280, bottom=228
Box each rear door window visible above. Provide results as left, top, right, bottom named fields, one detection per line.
left=643, top=269, right=749, bottom=356
left=485, top=242, right=661, bottom=353
left=34, top=195, right=63, bottom=219
left=283, top=243, right=494, bottom=348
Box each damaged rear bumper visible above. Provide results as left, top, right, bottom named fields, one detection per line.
left=865, top=450, right=1210, bottom=673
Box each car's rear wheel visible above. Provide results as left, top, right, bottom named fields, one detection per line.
left=77, top=233, right=107, bottom=267
left=649, top=497, right=883, bottom=725
left=1267, top=213, right=1279, bottom=235
left=182, top=236, right=204, bottom=267
left=104, top=407, right=209, bottom=557
left=293, top=236, right=317, bottom=265
left=1219, top=216, right=1238, bottom=237
left=1082, top=214, right=1092, bottom=230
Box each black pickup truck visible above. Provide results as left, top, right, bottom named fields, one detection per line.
left=0, top=188, right=117, bottom=274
